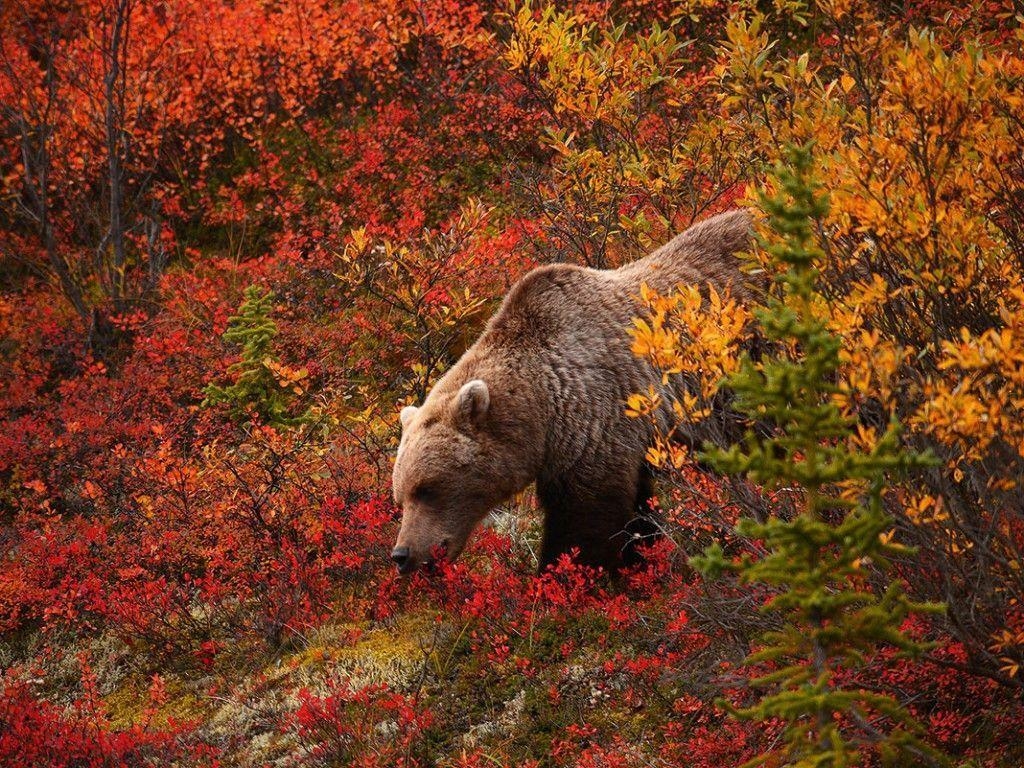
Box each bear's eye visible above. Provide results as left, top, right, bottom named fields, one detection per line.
left=412, top=484, right=439, bottom=504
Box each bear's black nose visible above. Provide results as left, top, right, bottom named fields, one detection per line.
left=391, top=546, right=412, bottom=573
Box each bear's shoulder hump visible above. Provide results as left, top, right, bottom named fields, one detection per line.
left=482, top=263, right=595, bottom=344
left=504, top=263, right=592, bottom=311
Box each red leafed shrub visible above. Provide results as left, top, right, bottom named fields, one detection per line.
left=0, top=454, right=400, bottom=658
left=286, top=684, right=433, bottom=767
left=0, top=668, right=215, bottom=768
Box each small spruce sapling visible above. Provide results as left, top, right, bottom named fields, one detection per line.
left=203, top=285, right=311, bottom=428
left=691, top=144, right=946, bottom=768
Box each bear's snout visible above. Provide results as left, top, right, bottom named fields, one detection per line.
left=390, top=538, right=453, bottom=575
left=391, top=545, right=414, bottom=574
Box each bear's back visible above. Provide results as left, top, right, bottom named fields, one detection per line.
left=613, top=208, right=754, bottom=297
left=482, top=208, right=753, bottom=360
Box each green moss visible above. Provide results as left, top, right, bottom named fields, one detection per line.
left=257, top=614, right=437, bottom=694
left=104, top=675, right=207, bottom=731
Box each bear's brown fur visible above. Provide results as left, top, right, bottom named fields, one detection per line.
left=391, top=209, right=754, bottom=574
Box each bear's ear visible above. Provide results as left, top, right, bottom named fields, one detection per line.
left=456, top=379, right=489, bottom=429
left=400, top=405, right=418, bottom=430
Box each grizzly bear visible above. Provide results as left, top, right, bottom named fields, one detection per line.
left=390, top=209, right=754, bottom=574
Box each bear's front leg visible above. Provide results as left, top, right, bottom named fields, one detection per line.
left=536, top=463, right=657, bottom=572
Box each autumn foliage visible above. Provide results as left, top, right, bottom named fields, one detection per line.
left=1, top=0, right=1023, bottom=765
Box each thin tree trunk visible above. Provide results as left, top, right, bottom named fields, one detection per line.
left=5, top=28, right=89, bottom=323
left=104, top=0, right=130, bottom=312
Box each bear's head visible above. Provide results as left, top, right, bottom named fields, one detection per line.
left=391, top=378, right=530, bottom=574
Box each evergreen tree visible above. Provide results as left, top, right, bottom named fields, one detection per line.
left=692, top=145, right=945, bottom=767
left=203, top=285, right=311, bottom=429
